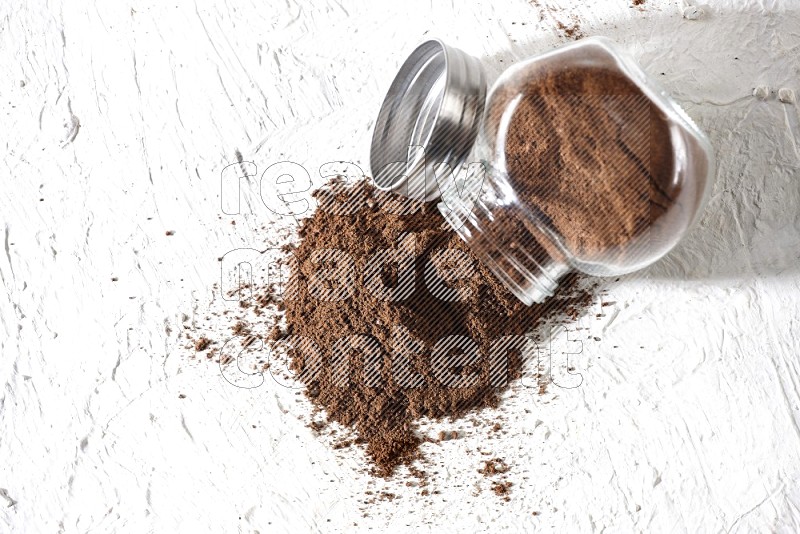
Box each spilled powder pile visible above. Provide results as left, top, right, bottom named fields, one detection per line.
left=501, top=66, right=676, bottom=259
left=276, top=180, right=593, bottom=476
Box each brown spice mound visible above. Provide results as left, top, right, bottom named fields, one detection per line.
left=281, top=180, right=593, bottom=476
left=503, top=66, right=676, bottom=259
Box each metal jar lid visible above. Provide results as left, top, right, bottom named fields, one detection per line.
left=370, top=39, right=487, bottom=201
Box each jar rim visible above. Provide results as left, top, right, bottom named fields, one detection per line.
left=370, top=39, right=487, bottom=201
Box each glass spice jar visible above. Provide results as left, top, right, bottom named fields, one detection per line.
left=370, top=37, right=714, bottom=305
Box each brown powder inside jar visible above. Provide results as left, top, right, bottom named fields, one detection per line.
left=280, top=180, right=594, bottom=476
left=502, top=66, right=677, bottom=259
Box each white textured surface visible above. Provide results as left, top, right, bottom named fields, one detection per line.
left=2, top=0, right=800, bottom=532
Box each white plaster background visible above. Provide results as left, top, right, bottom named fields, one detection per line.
left=2, top=0, right=800, bottom=532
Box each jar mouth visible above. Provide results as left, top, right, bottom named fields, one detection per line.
left=440, top=196, right=570, bottom=306
left=370, top=39, right=487, bottom=201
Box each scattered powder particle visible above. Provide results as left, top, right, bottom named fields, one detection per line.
left=491, top=480, right=513, bottom=501
left=232, top=321, right=249, bottom=336
left=309, top=420, right=327, bottom=433
left=165, top=230, right=175, bottom=236
left=333, top=439, right=354, bottom=450
left=555, top=20, right=583, bottom=40
left=269, top=325, right=284, bottom=341
left=194, top=336, right=212, bottom=352
left=438, top=430, right=458, bottom=442
left=479, top=458, right=510, bottom=476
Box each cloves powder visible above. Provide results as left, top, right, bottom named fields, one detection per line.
left=280, top=180, right=593, bottom=476
left=502, top=65, right=677, bottom=259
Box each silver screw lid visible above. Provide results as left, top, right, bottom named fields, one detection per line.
left=370, top=40, right=487, bottom=201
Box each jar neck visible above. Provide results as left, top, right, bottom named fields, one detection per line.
left=439, top=185, right=571, bottom=305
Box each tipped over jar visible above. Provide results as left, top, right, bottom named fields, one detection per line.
left=370, top=37, right=714, bottom=305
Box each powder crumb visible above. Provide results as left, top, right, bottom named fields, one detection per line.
left=194, top=336, right=212, bottom=352
left=165, top=230, right=175, bottom=236
left=555, top=20, right=583, bottom=40
left=332, top=439, right=353, bottom=450
left=232, top=321, right=249, bottom=336
left=309, top=420, right=326, bottom=433
left=491, top=480, right=513, bottom=501
left=269, top=325, right=284, bottom=341
left=438, top=430, right=458, bottom=442
left=479, top=458, right=510, bottom=476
